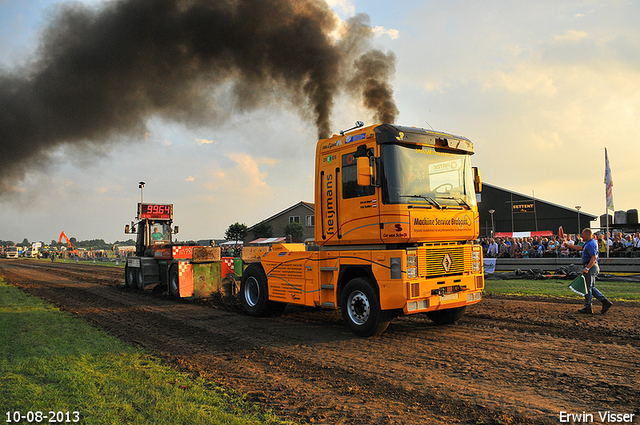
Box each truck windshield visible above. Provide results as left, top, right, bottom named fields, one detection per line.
left=149, top=222, right=171, bottom=244
left=382, top=144, right=477, bottom=208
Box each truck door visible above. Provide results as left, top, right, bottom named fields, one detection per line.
left=337, top=147, right=382, bottom=245
left=136, top=220, right=147, bottom=256
left=317, top=158, right=340, bottom=244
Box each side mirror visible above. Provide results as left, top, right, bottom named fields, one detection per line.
left=125, top=225, right=130, bottom=234
left=173, top=226, right=180, bottom=234
left=473, top=167, right=482, bottom=193
left=357, top=156, right=372, bottom=186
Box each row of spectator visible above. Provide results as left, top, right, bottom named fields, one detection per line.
left=221, top=245, right=242, bottom=258
left=479, top=232, right=640, bottom=258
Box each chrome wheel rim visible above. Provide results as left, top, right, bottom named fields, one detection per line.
left=244, top=276, right=260, bottom=307
left=347, top=290, right=370, bottom=325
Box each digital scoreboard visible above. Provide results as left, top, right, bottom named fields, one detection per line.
left=137, top=203, right=173, bottom=220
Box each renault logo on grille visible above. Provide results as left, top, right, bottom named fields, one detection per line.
left=442, top=254, right=452, bottom=272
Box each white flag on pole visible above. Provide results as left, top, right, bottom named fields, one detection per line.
left=605, top=148, right=614, bottom=211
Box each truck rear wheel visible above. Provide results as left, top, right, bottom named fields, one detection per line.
left=169, top=265, right=180, bottom=297
left=426, top=306, right=467, bottom=325
left=341, top=278, right=391, bottom=337
left=125, top=265, right=137, bottom=290
left=240, top=263, right=271, bottom=316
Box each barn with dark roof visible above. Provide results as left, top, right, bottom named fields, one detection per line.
left=478, top=183, right=598, bottom=237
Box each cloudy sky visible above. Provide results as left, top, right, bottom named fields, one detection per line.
left=1, top=0, right=638, bottom=244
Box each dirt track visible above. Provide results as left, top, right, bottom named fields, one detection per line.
left=1, top=259, right=639, bottom=425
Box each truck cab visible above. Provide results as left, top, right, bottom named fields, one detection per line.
left=126, top=203, right=176, bottom=256
left=316, top=123, right=481, bottom=246
left=241, top=123, right=484, bottom=337
left=124, top=203, right=178, bottom=290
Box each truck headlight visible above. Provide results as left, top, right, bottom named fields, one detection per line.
left=472, top=250, right=481, bottom=273
left=406, top=254, right=417, bottom=279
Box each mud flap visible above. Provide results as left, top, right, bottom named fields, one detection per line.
left=222, top=257, right=235, bottom=279
left=177, top=261, right=225, bottom=298
left=178, top=262, right=194, bottom=297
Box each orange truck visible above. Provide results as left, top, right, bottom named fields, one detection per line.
left=240, top=123, right=484, bottom=336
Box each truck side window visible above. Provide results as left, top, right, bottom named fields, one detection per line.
left=342, top=150, right=375, bottom=199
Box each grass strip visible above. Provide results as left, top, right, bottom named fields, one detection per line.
left=484, top=277, right=640, bottom=302
left=0, top=277, right=296, bottom=425
left=24, top=257, right=124, bottom=268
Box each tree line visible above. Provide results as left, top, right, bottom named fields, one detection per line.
left=1, top=220, right=306, bottom=250
left=225, top=221, right=305, bottom=243
left=0, top=238, right=136, bottom=250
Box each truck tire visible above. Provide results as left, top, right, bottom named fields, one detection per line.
left=341, top=278, right=391, bottom=337
left=426, top=306, right=466, bottom=325
left=125, top=264, right=137, bottom=290
left=169, top=265, right=180, bottom=297
left=240, top=263, right=271, bottom=316
left=136, top=267, right=145, bottom=291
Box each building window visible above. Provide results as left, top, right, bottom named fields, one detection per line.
left=306, top=215, right=315, bottom=227
left=289, top=216, right=300, bottom=224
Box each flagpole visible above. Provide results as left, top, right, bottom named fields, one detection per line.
left=604, top=147, right=613, bottom=258
left=606, top=148, right=609, bottom=258
left=606, top=193, right=609, bottom=258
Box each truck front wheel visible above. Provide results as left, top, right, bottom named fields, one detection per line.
left=125, top=265, right=137, bottom=290
left=341, top=278, right=391, bottom=337
left=240, top=264, right=270, bottom=316
left=136, top=267, right=145, bottom=291
left=169, top=265, right=180, bottom=297
left=426, top=306, right=467, bottom=325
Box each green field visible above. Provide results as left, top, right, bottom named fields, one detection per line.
left=27, top=257, right=125, bottom=268
left=0, top=277, right=296, bottom=425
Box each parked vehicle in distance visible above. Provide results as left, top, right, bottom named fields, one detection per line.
left=5, top=246, right=19, bottom=259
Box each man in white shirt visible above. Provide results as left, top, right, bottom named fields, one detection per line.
left=486, top=239, right=499, bottom=257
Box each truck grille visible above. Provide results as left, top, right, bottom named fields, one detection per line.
left=417, top=245, right=468, bottom=277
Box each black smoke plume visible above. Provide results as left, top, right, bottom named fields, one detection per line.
left=0, top=0, right=398, bottom=196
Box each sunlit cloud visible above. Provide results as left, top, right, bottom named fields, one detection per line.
left=490, top=64, right=557, bottom=96
left=195, top=138, right=217, bottom=146
left=372, top=26, right=399, bottom=39
left=554, top=30, right=588, bottom=43
left=205, top=153, right=280, bottom=198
